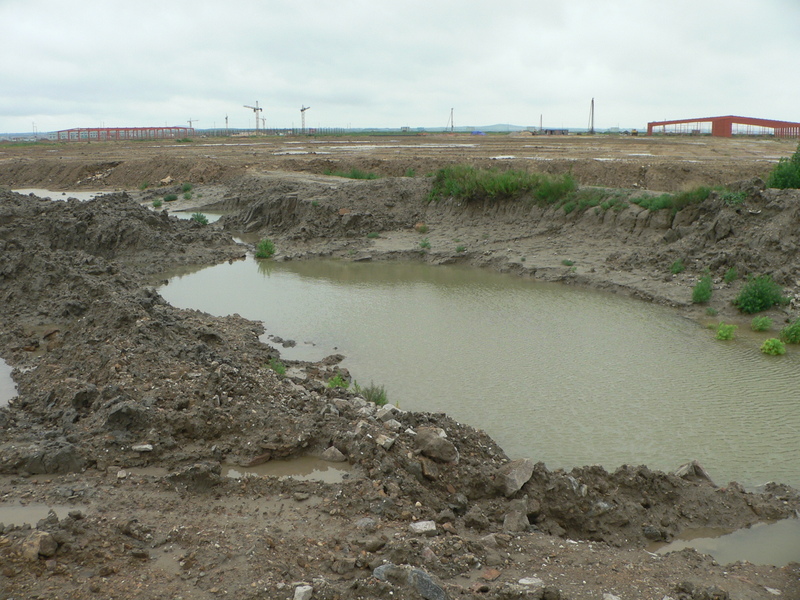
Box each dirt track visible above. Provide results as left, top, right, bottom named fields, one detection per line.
left=1, top=135, right=800, bottom=600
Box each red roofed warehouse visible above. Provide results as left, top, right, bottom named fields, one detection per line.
left=647, top=116, right=800, bottom=138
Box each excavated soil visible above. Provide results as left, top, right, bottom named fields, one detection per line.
left=1, top=135, right=799, bottom=600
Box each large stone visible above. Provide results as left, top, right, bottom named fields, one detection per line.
left=464, top=505, right=490, bottom=531
left=409, top=568, right=449, bottom=600
left=496, top=458, right=535, bottom=497
left=409, top=520, right=437, bottom=537
left=320, top=446, right=347, bottom=462
left=294, top=584, right=313, bottom=600
left=22, top=531, right=58, bottom=560
left=415, top=428, right=458, bottom=463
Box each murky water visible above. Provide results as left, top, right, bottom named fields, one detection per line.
left=223, top=456, right=354, bottom=483
left=652, top=518, right=800, bottom=566
left=12, top=188, right=107, bottom=201
left=159, top=258, right=800, bottom=490
left=0, top=358, right=16, bottom=407
left=0, top=503, right=88, bottom=527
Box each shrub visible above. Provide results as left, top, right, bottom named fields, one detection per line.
left=719, top=189, right=746, bottom=205
left=164, top=193, right=178, bottom=202
left=353, top=380, right=388, bottom=406
left=779, top=319, right=800, bottom=344
left=562, top=201, right=577, bottom=214
left=733, top=275, right=788, bottom=314
left=181, top=182, right=193, bottom=192
left=152, top=198, right=163, bottom=209
left=692, top=275, right=713, bottom=304
left=139, top=181, right=150, bottom=191
left=670, top=259, right=685, bottom=275
left=767, top=142, right=800, bottom=189
left=190, top=212, right=208, bottom=225
left=404, top=168, right=416, bottom=177
left=367, top=232, right=380, bottom=239
left=415, top=223, right=429, bottom=233
left=751, top=316, right=773, bottom=332
left=255, top=238, right=276, bottom=259
left=183, top=191, right=192, bottom=200
left=561, top=259, right=575, bottom=266
left=327, top=373, right=349, bottom=389
left=419, top=238, right=431, bottom=250
left=456, top=245, right=467, bottom=253
left=761, top=338, right=786, bottom=356
left=715, top=322, right=737, bottom=340
left=705, top=307, right=718, bottom=316
left=723, top=267, right=738, bottom=284
left=268, top=357, right=286, bottom=377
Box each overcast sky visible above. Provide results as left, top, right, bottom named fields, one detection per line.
left=1, top=0, right=799, bottom=134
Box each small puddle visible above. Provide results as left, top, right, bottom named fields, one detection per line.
left=0, top=503, right=89, bottom=527
left=0, top=357, right=17, bottom=407
left=170, top=210, right=226, bottom=223
left=13, top=188, right=107, bottom=201
left=651, top=518, right=800, bottom=566
left=224, top=456, right=354, bottom=483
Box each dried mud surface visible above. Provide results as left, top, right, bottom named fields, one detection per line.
left=1, top=135, right=799, bottom=600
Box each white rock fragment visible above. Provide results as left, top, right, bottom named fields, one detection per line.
left=409, top=520, right=438, bottom=536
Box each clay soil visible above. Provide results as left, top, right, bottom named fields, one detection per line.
left=1, top=134, right=799, bottom=600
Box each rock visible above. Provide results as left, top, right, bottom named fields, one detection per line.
left=409, top=567, right=449, bottom=600
left=519, top=577, right=544, bottom=588
left=375, top=433, right=396, bottom=451
left=293, top=584, right=313, bottom=600
left=496, top=458, right=535, bottom=497
left=373, top=562, right=408, bottom=586
left=16, top=442, right=86, bottom=474
left=167, top=462, right=222, bottom=491
left=320, top=446, right=347, bottom=462
left=415, top=428, right=458, bottom=463
left=22, top=531, right=58, bottom=560
left=503, top=503, right=530, bottom=533
left=105, top=401, right=149, bottom=431
left=603, top=594, right=621, bottom=600
left=464, top=505, right=490, bottom=530
left=375, top=404, right=399, bottom=422
left=409, top=520, right=438, bottom=536
left=673, top=460, right=716, bottom=486
left=131, top=443, right=153, bottom=452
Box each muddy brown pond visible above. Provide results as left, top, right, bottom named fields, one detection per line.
left=159, top=258, right=800, bottom=491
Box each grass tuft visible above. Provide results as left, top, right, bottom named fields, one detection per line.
left=255, top=238, right=275, bottom=259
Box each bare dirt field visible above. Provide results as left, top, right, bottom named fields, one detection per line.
left=1, top=134, right=799, bottom=600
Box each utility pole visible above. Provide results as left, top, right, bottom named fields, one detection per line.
left=588, top=98, right=595, bottom=135
left=301, top=106, right=310, bottom=135
left=225, top=115, right=229, bottom=136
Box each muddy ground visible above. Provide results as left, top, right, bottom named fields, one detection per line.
left=1, top=135, right=799, bottom=600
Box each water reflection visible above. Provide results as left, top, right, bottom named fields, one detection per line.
left=0, top=358, right=16, bottom=407
left=158, top=258, right=800, bottom=489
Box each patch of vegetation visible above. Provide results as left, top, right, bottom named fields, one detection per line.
left=561, top=259, right=575, bottom=267
left=419, top=238, right=431, bottom=250
left=562, top=201, right=577, bottom=214
left=456, top=245, right=467, bottom=253
left=152, top=198, right=163, bottom=209
left=733, top=275, right=788, bottom=314
left=190, top=212, right=208, bottom=225
left=139, top=181, right=150, bottom=191
left=692, top=274, right=713, bottom=304
left=181, top=182, right=193, bottom=193
left=670, top=259, right=685, bottom=275
left=427, top=165, right=576, bottom=205
left=268, top=357, right=286, bottom=377
left=761, top=338, right=786, bottom=356
left=723, top=267, right=738, bottom=284
left=715, top=322, right=737, bottom=341
left=255, top=238, right=276, bottom=259
left=705, top=306, right=718, bottom=316
left=164, top=193, right=178, bottom=202
left=631, top=186, right=715, bottom=213
left=311, top=200, right=320, bottom=207
left=353, top=380, right=388, bottom=406
left=327, top=373, right=349, bottom=389
left=779, top=318, right=800, bottom=344
left=414, top=223, right=429, bottom=234
left=176, top=138, right=193, bottom=143
left=750, top=316, right=773, bottom=332
left=404, top=168, right=416, bottom=177
left=367, top=232, right=380, bottom=239
left=324, top=168, right=379, bottom=180
left=767, top=142, right=800, bottom=189
left=719, top=189, right=746, bottom=205
left=183, top=192, right=193, bottom=200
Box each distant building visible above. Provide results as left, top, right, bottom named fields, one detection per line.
left=647, top=116, right=800, bottom=138
left=53, top=126, right=194, bottom=142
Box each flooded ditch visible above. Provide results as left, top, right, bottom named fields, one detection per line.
left=159, top=258, right=800, bottom=491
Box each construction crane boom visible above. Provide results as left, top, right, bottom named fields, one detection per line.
left=300, top=105, right=310, bottom=134
left=244, top=101, right=263, bottom=134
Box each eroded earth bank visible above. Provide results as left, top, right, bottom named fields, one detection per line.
left=1, top=138, right=800, bottom=600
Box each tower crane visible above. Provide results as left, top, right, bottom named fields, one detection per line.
left=301, top=105, right=310, bottom=134
left=244, top=101, right=263, bottom=135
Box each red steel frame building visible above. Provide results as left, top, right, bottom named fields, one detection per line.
left=53, top=126, right=194, bottom=142
left=647, top=115, right=800, bottom=138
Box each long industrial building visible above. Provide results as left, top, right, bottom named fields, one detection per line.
left=647, top=115, right=800, bottom=138
left=50, top=126, right=194, bottom=142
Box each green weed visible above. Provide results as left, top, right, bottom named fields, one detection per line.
left=733, top=275, right=788, bottom=314
left=456, top=245, right=467, bottom=253
left=419, top=238, right=431, bottom=250
left=715, top=322, right=737, bottom=340
left=190, top=212, right=208, bottom=225
left=268, top=357, right=286, bottom=377
left=723, top=267, right=738, bottom=284
left=692, top=275, right=713, bottom=304
left=750, top=316, right=773, bottom=332
left=404, top=168, right=416, bottom=177
left=779, top=318, right=800, bottom=344
left=367, top=232, right=380, bottom=239
left=353, top=380, right=388, bottom=406
left=324, top=168, right=379, bottom=180
left=705, top=307, right=718, bottom=316
left=139, top=181, right=150, bottom=191
left=670, top=259, right=685, bottom=275
left=767, top=142, right=800, bottom=189
left=327, top=373, right=349, bottom=389
left=761, top=338, right=786, bottom=355
left=183, top=191, right=192, bottom=200
left=561, top=259, right=575, bottom=266
left=152, top=198, right=163, bottom=209
left=164, top=193, right=178, bottom=202
left=181, top=182, right=193, bottom=192
left=255, top=238, right=276, bottom=259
